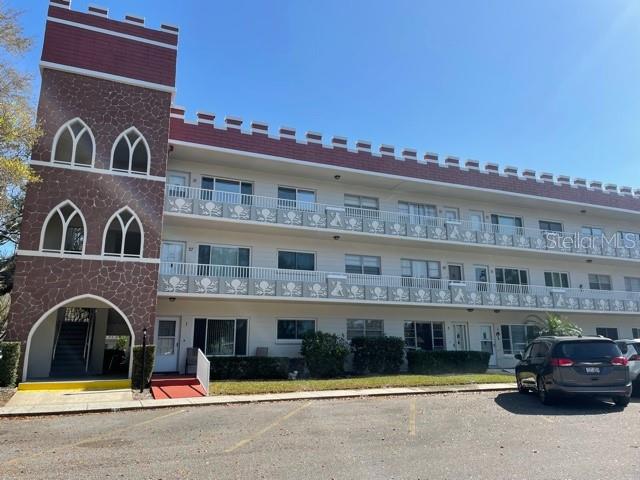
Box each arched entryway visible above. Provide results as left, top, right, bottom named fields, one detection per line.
left=22, top=294, right=135, bottom=381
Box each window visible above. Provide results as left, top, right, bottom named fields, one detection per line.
left=160, top=241, right=185, bottom=275
left=539, top=220, right=563, bottom=233
left=198, top=244, right=250, bottom=276
left=490, top=214, right=523, bottom=235
left=51, top=118, right=95, bottom=167
left=474, top=265, right=489, bottom=291
left=500, top=325, right=539, bottom=355
left=625, top=277, right=640, bottom=292
left=589, top=274, right=612, bottom=291
left=443, top=208, right=459, bottom=222
left=201, top=177, right=253, bottom=203
left=468, top=210, right=485, bottom=231
left=596, top=327, right=619, bottom=340
left=398, top=201, right=437, bottom=225
left=103, top=208, right=143, bottom=257
left=581, top=226, right=604, bottom=237
left=167, top=172, right=189, bottom=198
left=277, top=186, right=316, bottom=211
left=111, top=127, right=149, bottom=174
left=632, top=328, right=640, bottom=339
left=40, top=201, right=86, bottom=254
left=345, top=255, right=381, bottom=275
left=619, top=232, right=639, bottom=249
left=344, top=194, right=379, bottom=218
left=347, top=319, right=384, bottom=340
left=448, top=264, right=464, bottom=282
left=401, top=259, right=441, bottom=288
left=495, top=267, right=528, bottom=292
left=544, top=272, right=570, bottom=288
left=277, top=319, right=316, bottom=341
left=278, top=251, right=315, bottom=271
left=404, top=321, right=445, bottom=350
left=194, top=318, right=247, bottom=356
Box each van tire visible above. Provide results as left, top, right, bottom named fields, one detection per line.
left=537, top=376, right=554, bottom=405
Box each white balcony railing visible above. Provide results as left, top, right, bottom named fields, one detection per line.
left=164, top=185, right=639, bottom=260
left=158, top=262, right=640, bottom=313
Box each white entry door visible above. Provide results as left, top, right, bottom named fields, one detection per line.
left=478, top=324, right=496, bottom=366
left=453, top=324, right=469, bottom=351
left=155, top=317, right=180, bottom=372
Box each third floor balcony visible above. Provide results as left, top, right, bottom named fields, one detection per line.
left=163, top=185, right=640, bottom=264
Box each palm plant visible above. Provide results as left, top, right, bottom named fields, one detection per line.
left=526, top=312, right=582, bottom=337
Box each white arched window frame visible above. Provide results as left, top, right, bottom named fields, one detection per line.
left=110, top=127, right=151, bottom=175
left=102, top=207, right=145, bottom=258
left=50, top=118, right=96, bottom=167
left=39, top=200, right=87, bottom=255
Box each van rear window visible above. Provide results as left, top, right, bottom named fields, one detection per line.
left=554, top=341, right=621, bottom=361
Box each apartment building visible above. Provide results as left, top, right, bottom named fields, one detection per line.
left=9, top=1, right=640, bottom=381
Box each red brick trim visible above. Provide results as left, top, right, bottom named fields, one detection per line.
left=168, top=118, right=640, bottom=212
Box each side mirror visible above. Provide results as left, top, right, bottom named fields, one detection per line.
left=514, top=353, right=523, bottom=361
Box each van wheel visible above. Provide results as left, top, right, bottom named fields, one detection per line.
left=517, top=378, right=528, bottom=394
left=537, top=376, right=553, bottom=405
left=614, top=396, right=630, bottom=407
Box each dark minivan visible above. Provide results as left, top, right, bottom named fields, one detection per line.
left=515, top=336, right=631, bottom=406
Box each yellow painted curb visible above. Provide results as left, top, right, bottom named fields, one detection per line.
left=18, top=379, right=131, bottom=391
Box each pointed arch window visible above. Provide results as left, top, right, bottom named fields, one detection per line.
left=51, top=118, right=95, bottom=167
left=111, top=127, right=150, bottom=175
left=103, top=207, right=144, bottom=257
left=40, top=201, right=86, bottom=254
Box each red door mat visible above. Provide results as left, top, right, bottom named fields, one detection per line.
left=150, top=376, right=207, bottom=399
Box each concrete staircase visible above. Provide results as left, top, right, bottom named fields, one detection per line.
left=50, top=322, right=89, bottom=377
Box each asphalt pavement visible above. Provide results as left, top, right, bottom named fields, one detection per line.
left=0, top=391, right=638, bottom=479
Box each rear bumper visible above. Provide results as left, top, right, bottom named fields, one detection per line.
left=548, top=382, right=632, bottom=397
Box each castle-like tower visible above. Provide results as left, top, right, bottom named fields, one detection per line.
left=8, top=0, right=177, bottom=380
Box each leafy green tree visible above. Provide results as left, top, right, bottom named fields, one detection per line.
left=0, top=3, right=41, bottom=334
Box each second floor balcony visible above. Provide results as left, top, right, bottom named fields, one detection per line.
left=163, top=185, right=640, bottom=263
left=158, top=262, right=640, bottom=315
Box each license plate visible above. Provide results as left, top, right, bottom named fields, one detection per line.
left=585, top=367, right=600, bottom=374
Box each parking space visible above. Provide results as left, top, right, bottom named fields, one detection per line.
left=1, top=392, right=639, bottom=479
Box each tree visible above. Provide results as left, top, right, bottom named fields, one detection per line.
left=526, top=313, right=582, bottom=337
left=0, top=2, right=41, bottom=296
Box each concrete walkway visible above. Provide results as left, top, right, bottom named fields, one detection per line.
left=0, top=382, right=516, bottom=417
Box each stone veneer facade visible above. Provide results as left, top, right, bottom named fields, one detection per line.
left=7, top=2, right=176, bottom=377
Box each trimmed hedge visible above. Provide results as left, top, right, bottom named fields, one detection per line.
left=351, top=336, right=405, bottom=374
left=407, top=350, right=490, bottom=374
left=301, top=331, right=350, bottom=378
left=209, top=356, right=288, bottom=380
left=131, top=345, right=155, bottom=389
left=0, top=342, right=21, bottom=387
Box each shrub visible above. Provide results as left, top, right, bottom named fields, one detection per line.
left=131, top=345, right=155, bottom=389
left=0, top=341, right=20, bottom=387
left=301, top=331, right=350, bottom=378
left=407, top=350, right=490, bottom=374
left=351, top=336, right=405, bottom=374
left=209, top=356, right=288, bottom=380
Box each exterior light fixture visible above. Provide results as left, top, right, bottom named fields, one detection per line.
left=334, top=175, right=341, bottom=180
left=333, top=235, right=341, bottom=240
left=169, top=297, right=176, bottom=302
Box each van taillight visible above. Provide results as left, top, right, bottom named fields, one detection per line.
left=550, top=358, right=574, bottom=367
left=628, top=354, right=640, bottom=362
left=611, top=356, right=628, bottom=366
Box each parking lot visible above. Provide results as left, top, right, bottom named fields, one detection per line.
left=1, top=391, right=639, bottom=479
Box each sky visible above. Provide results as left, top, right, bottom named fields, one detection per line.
left=11, top=0, right=640, bottom=187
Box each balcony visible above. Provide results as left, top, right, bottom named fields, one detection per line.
left=158, top=262, right=640, bottom=314
left=163, top=186, right=640, bottom=262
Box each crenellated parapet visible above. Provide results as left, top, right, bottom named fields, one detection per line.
left=168, top=107, right=640, bottom=210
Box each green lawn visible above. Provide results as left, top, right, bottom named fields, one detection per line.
left=210, top=373, right=515, bottom=395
